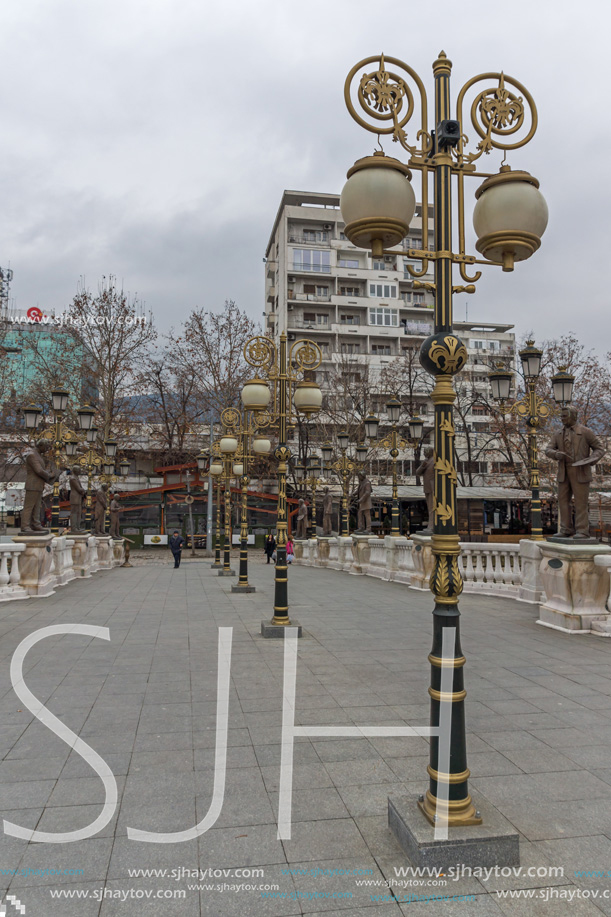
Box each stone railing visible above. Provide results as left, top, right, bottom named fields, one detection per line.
left=0, top=543, right=28, bottom=601
left=295, top=534, right=611, bottom=638
left=460, top=543, right=522, bottom=597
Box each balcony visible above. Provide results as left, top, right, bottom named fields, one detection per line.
left=288, top=292, right=332, bottom=303
left=288, top=319, right=332, bottom=332
left=287, top=233, right=332, bottom=245
left=291, top=262, right=332, bottom=275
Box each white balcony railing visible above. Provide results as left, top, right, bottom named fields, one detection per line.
left=0, top=543, right=27, bottom=601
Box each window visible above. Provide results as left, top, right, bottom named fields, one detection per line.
left=303, top=230, right=329, bottom=242
left=369, top=307, right=398, bottom=327
left=340, top=314, right=359, bottom=325
left=293, top=249, right=331, bottom=273
left=472, top=405, right=488, bottom=416
left=339, top=231, right=347, bottom=240
left=470, top=339, right=500, bottom=352
left=316, top=286, right=329, bottom=297
left=316, top=314, right=328, bottom=325
left=340, top=286, right=360, bottom=296
left=339, top=258, right=360, bottom=268
left=369, top=283, right=397, bottom=298
left=303, top=312, right=316, bottom=322
left=413, top=292, right=425, bottom=304
left=372, top=344, right=391, bottom=356
left=341, top=342, right=361, bottom=354
left=373, top=260, right=385, bottom=270
left=319, top=343, right=329, bottom=353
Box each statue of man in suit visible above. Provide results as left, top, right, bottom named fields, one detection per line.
left=416, top=446, right=435, bottom=534
left=545, top=405, right=605, bottom=539
left=69, top=466, right=86, bottom=533
left=94, top=484, right=109, bottom=535
left=295, top=498, right=308, bottom=539
left=357, top=473, right=372, bottom=533
left=20, top=440, right=57, bottom=534
left=322, top=488, right=333, bottom=536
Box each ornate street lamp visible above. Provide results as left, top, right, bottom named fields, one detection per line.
left=490, top=345, right=574, bottom=541
left=341, top=51, right=546, bottom=830
left=326, top=438, right=368, bottom=537
left=368, top=400, right=424, bottom=536
left=209, top=444, right=224, bottom=569
left=241, top=333, right=321, bottom=633
left=36, top=390, right=79, bottom=532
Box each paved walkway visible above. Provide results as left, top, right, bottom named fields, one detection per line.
left=0, top=553, right=609, bottom=914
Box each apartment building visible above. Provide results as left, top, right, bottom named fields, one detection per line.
left=264, top=190, right=516, bottom=485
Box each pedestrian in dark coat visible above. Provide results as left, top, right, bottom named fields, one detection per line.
left=264, top=534, right=276, bottom=564
left=169, top=530, right=184, bottom=568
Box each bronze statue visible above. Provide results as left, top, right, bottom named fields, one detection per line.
left=545, top=405, right=605, bottom=539
left=109, top=493, right=121, bottom=539
left=322, top=487, right=333, bottom=536
left=69, top=466, right=85, bottom=533
left=296, top=498, right=308, bottom=539
left=94, top=484, right=109, bottom=535
left=20, top=440, right=57, bottom=535
left=357, top=473, right=373, bottom=533
left=416, top=446, right=435, bottom=534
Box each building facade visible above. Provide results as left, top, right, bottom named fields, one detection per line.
left=264, top=190, right=517, bottom=491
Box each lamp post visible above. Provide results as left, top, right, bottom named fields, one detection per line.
left=294, top=456, right=324, bottom=538
left=76, top=426, right=103, bottom=531
left=490, top=343, right=574, bottom=540
left=321, top=436, right=368, bottom=537
left=25, top=390, right=80, bottom=533
left=367, top=401, right=424, bottom=536
left=241, top=333, right=322, bottom=632
left=209, top=444, right=224, bottom=568
left=218, top=416, right=239, bottom=577
left=340, top=52, right=547, bottom=827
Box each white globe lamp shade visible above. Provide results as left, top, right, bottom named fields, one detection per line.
left=473, top=168, right=548, bottom=272
left=253, top=435, right=272, bottom=455
left=293, top=380, right=322, bottom=415
left=232, top=462, right=244, bottom=476
left=241, top=379, right=271, bottom=412
left=210, top=461, right=224, bottom=477
left=340, top=152, right=415, bottom=256
left=219, top=436, right=238, bottom=454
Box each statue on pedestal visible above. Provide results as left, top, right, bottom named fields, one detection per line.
left=357, top=473, right=372, bottom=534
left=94, top=484, right=109, bottom=535
left=20, top=440, right=57, bottom=535
left=322, top=487, right=333, bottom=536
left=110, top=493, right=121, bottom=539
left=296, top=498, right=308, bottom=539
left=545, top=405, right=605, bottom=539
left=416, top=446, right=435, bottom=534
left=69, top=466, right=86, bottom=533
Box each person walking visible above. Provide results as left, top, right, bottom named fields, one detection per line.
left=286, top=537, right=295, bottom=564
left=169, top=530, right=184, bottom=568
left=264, top=533, right=276, bottom=564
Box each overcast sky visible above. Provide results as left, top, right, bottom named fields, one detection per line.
left=0, top=0, right=607, bottom=356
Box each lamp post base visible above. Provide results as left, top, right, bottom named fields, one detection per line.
left=388, top=791, right=519, bottom=870
left=261, top=620, right=302, bottom=638
left=218, top=570, right=236, bottom=577
left=232, top=584, right=256, bottom=593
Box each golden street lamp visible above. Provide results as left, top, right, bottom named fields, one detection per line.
left=27, top=388, right=80, bottom=533
left=209, top=444, right=224, bottom=569
left=294, top=456, right=324, bottom=538
left=218, top=419, right=239, bottom=577
left=241, top=333, right=321, bottom=633
left=219, top=407, right=272, bottom=593
left=368, top=399, right=424, bottom=536
left=341, top=51, right=546, bottom=829
left=322, top=437, right=368, bottom=537
left=75, top=425, right=103, bottom=532
left=490, top=343, right=574, bottom=540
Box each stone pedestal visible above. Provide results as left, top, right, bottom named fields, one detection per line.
left=316, top=538, right=332, bottom=566
left=537, top=541, right=611, bottom=633
left=592, top=556, right=611, bottom=636
left=388, top=790, right=519, bottom=870
left=95, top=536, right=114, bottom=571
left=261, top=620, right=302, bottom=638
left=384, top=536, right=410, bottom=583
left=112, top=539, right=125, bottom=566
left=71, top=534, right=96, bottom=578
left=11, top=533, right=56, bottom=597
left=336, top=536, right=355, bottom=573
left=293, top=540, right=306, bottom=561
left=518, top=538, right=544, bottom=604
left=350, top=535, right=371, bottom=574
left=52, top=536, right=76, bottom=586
left=410, top=534, right=434, bottom=590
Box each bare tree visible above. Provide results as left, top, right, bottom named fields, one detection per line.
left=67, top=276, right=157, bottom=437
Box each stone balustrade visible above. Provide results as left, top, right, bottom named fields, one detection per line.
left=295, top=535, right=611, bottom=636
left=0, top=543, right=28, bottom=601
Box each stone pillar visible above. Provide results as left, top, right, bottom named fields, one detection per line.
left=293, top=540, right=306, bottom=561
left=410, top=533, right=434, bottom=590
left=351, top=535, right=371, bottom=575
left=112, top=539, right=126, bottom=566
left=518, top=539, right=544, bottom=604
left=384, top=535, right=410, bottom=583
left=52, top=536, right=76, bottom=586
left=336, top=535, right=355, bottom=572
left=11, top=533, right=57, bottom=597
left=537, top=542, right=611, bottom=633
left=317, top=537, right=332, bottom=566
left=71, top=534, right=97, bottom=578
left=95, top=536, right=114, bottom=571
